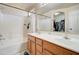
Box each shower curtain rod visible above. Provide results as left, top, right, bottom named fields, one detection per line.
left=0, top=3, right=51, bottom=18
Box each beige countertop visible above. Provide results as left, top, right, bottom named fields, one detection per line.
left=28, top=33, right=79, bottom=53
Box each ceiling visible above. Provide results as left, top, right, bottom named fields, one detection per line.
left=5, top=3, right=38, bottom=11
left=4, top=3, right=79, bottom=14
left=36, top=3, right=79, bottom=14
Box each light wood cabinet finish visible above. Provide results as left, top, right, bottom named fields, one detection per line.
left=29, top=36, right=36, bottom=42
left=43, top=40, right=78, bottom=55
left=36, top=38, right=43, bottom=55
left=30, top=41, right=36, bottom=55
left=27, top=39, right=31, bottom=53
left=27, top=35, right=79, bottom=55
left=36, top=44, right=42, bottom=54
left=43, top=49, right=53, bottom=55
left=36, top=38, right=42, bottom=46
left=27, top=35, right=36, bottom=54
left=36, top=51, right=42, bottom=55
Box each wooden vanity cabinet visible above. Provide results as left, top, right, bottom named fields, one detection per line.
left=30, top=41, right=36, bottom=55
left=27, top=35, right=79, bottom=55
left=36, top=38, right=43, bottom=55
left=43, top=49, right=53, bottom=55
left=27, top=35, right=36, bottom=55
left=27, top=38, right=31, bottom=53
left=43, top=40, right=78, bottom=55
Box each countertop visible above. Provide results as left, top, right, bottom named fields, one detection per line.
left=28, top=33, right=79, bottom=53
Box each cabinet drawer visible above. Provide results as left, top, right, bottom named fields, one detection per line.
left=43, top=40, right=78, bottom=55
left=36, top=44, right=42, bottom=53
left=29, top=35, right=36, bottom=42
left=36, top=38, right=42, bottom=46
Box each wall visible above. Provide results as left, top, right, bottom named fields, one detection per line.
left=23, top=16, right=32, bottom=42
left=67, top=5, right=79, bottom=34
left=30, top=13, right=36, bottom=32
left=0, top=4, right=28, bottom=55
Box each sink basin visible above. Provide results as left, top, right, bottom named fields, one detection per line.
left=34, top=33, right=79, bottom=44
left=69, top=38, right=79, bottom=43
left=56, top=36, right=79, bottom=43
left=60, top=37, right=79, bottom=43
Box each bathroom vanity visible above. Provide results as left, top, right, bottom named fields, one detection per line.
left=27, top=33, right=79, bottom=55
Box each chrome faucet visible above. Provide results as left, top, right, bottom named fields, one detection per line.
left=64, top=34, right=70, bottom=40
left=64, top=36, right=69, bottom=39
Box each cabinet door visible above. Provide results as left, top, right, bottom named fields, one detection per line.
left=36, top=38, right=42, bottom=46
left=36, top=52, right=42, bottom=55
left=36, top=44, right=43, bottom=55
left=31, top=41, right=36, bottom=55
left=29, top=35, right=36, bottom=42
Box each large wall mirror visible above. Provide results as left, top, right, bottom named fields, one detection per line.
left=53, top=12, right=65, bottom=32
left=36, top=10, right=79, bottom=35
left=53, top=10, right=79, bottom=34
left=36, top=14, right=52, bottom=32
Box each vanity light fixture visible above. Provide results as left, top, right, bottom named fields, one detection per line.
left=54, top=12, right=60, bottom=16
left=27, top=12, right=32, bottom=17
left=40, top=3, right=48, bottom=7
